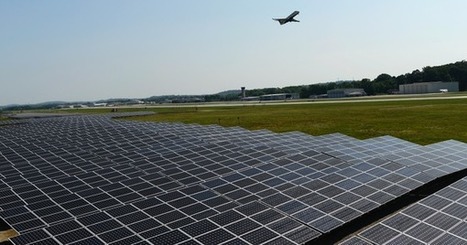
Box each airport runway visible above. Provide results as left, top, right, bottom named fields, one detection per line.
left=107, top=94, right=467, bottom=109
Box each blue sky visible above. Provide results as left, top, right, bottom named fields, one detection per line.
left=1, top=1, right=467, bottom=105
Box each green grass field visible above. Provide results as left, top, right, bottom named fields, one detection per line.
left=45, top=97, right=467, bottom=145
left=121, top=98, right=467, bottom=145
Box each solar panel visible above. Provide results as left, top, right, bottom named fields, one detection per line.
left=1, top=113, right=467, bottom=244
left=343, top=177, right=467, bottom=244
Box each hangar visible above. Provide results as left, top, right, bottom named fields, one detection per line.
left=327, top=89, right=367, bottom=98
left=260, top=93, right=299, bottom=101
left=399, top=81, right=459, bottom=94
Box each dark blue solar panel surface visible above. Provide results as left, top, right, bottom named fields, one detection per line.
left=342, top=176, right=467, bottom=244
left=1, top=113, right=467, bottom=244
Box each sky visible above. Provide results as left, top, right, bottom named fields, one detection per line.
left=1, top=1, right=467, bottom=105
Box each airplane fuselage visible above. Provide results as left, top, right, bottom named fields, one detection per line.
left=273, top=11, right=300, bottom=25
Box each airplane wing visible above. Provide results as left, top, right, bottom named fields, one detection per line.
left=273, top=18, right=288, bottom=25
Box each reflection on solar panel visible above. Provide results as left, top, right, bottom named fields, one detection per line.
left=342, top=177, right=467, bottom=244
left=0, top=113, right=467, bottom=244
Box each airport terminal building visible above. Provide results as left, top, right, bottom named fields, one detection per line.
left=399, top=81, right=459, bottom=94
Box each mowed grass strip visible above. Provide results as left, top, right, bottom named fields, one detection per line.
left=127, top=99, right=467, bottom=145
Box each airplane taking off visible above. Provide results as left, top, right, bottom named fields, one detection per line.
left=273, top=11, right=300, bottom=25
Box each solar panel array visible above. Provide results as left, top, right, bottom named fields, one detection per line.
left=341, top=176, right=467, bottom=244
left=1, top=113, right=467, bottom=244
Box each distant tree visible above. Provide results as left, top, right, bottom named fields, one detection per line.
left=337, top=81, right=353, bottom=89
left=422, top=66, right=440, bottom=81
left=374, top=73, right=393, bottom=82
left=204, top=94, right=221, bottom=102
left=369, top=74, right=396, bottom=94
left=395, top=75, right=408, bottom=86
left=299, top=86, right=311, bottom=98
left=282, top=85, right=303, bottom=94
left=407, top=69, right=423, bottom=83
left=449, top=61, right=467, bottom=90
left=358, top=78, right=375, bottom=95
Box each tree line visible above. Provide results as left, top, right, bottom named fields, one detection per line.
left=246, top=60, right=467, bottom=98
